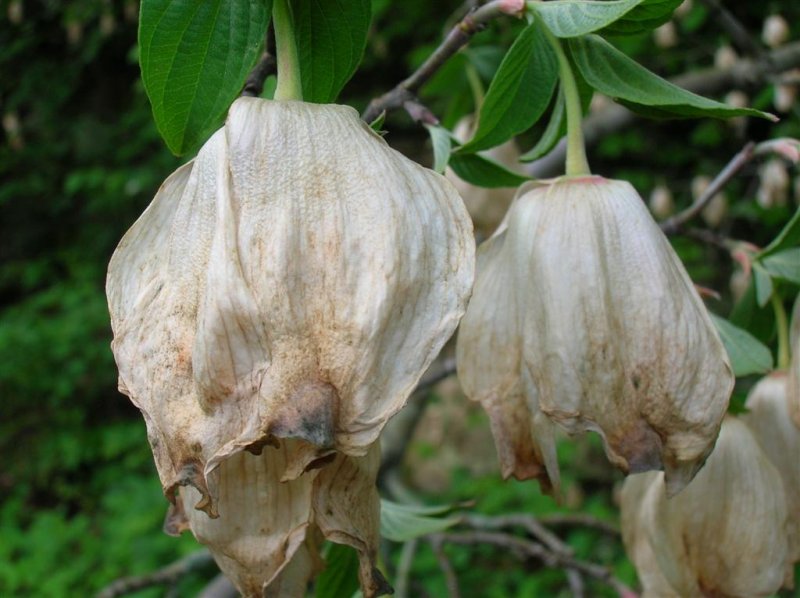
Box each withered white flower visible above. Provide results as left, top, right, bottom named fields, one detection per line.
left=621, top=417, right=792, bottom=597
left=457, top=176, right=733, bottom=495
left=788, top=296, right=800, bottom=428
left=743, top=372, right=800, bottom=567
left=107, top=97, right=475, bottom=596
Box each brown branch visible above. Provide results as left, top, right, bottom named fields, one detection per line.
left=362, top=0, right=521, bottom=123
left=698, top=0, right=764, bottom=58
left=529, top=40, right=800, bottom=179
left=429, top=537, right=462, bottom=598
left=432, top=530, right=633, bottom=596
left=660, top=142, right=756, bottom=235
left=96, top=550, right=215, bottom=598
left=537, top=513, right=621, bottom=537
left=241, top=50, right=277, bottom=98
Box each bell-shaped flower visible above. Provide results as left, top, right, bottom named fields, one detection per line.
left=106, top=97, right=475, bottom=596
left=621, top=417, right=792, bottom=597
left=457, top=176, right=733, bottom=495
left=742, top=372, right=800, bottom=567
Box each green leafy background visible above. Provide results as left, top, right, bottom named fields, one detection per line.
left=2, top=0, right=800, bottom=595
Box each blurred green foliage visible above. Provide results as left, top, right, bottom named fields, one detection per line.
left=1, top=0, right=799, bottom=596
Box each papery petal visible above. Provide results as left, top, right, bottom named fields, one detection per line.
left=107, top=98, right=474, bottom=506
left=622, top=418, right=791, bottom=597
left=743, top=372, right=800, bottom=575
left=458, top=176, right=733, bottom=494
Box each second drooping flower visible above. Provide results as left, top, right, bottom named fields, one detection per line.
left=457, top=175, right=734, bottom=495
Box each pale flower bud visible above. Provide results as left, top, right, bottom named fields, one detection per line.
left=757, top=158, right=790, bottom=208
left=763, top=14, right=790, bottom=49
left=653, top=21, right=678, bottom=49
left=693, top=175, right=728, bottom=227
left=673, top=0, right=693, bottom=20
left=621, top=417, right=792, bottom=597
left=648, top=183, right=674, bottom=218
left=714, top=45, right=738, bottom=70
left=729, top=267, right=750, bottom=302
left=775, top=82, right=797, bottom=113
left=107, top=98, right=475, bottom=596
left=456, top=176, right=733, bottom=495
left=723, top=90, right=749, bottom=136
left=446, top=115, right=522, bottom=238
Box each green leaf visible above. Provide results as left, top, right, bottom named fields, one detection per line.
left=530, top=0, right=644, bottom=38
left=293, top=0, right=371, bottom=103
left=380, top=499, right=461, bottom=542
left=315, top=543, right=360, bottom=598
left=569, top=35, right=775, bottom=121
left=601, top=0, right=683, bottom=36
left=729, top=281, right=776, bottom=345
left=139, top=0, right=271, bottom=155
left=368, top=110, right=386, bottom=132
left=753, top=263, right=774, bottom=307
left=459, top=21, right=558, bottom=154
left=425, top=125, right=453, bottom=174
left=760, top=248, right=800, bottom=284
left=449, top=153, right=530, bottom=188
left=520, top=86, right=565, bottom=162
left=759, top=206, right=800, bottom=258
left=711, top=314, right=774, bottom=377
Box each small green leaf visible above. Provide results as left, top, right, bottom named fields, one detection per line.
left=293, top=0, right=371, bottom=103
left=601, top=0, right=683, bottom=36
left=520, top=86, right=565, bottom=162
left=380, top=499, right=461, bottom=542
left=753, top=263, right=774, bottom=307
left=760, top=248, right=800, bottom=284
left=569, top=35, right=775, bottom=120
left=315, top=543, right=360, bottom=598
left=711, top=314, right=774, bottom=377
left=459, top=21, right=558, bottom=154
left=449, top=153, right=530, bottom=188
left=139, top=0, right=271, bottom=155
left=530, top=0, right=644, bottom=38
left=759, top=206, right=800, bottom=258
left=368, top=110, right=386, bottom=132
left=425, top=124, right=453, bottom=174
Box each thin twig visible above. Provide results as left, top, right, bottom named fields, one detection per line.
left=241, top=51, right=277, bottom=98
left=433, top=530, right=633, bottom=596
left=362, top=0, right=520, bottom=123
left=96, top=550, right=215, bottom=598
left=698, top=0, right=764, bottom=58
left=429, top=536, right=462, bottom=598
left=537, top=513, right=621, bottom=537
left=659, top=142, right=756, bottom=235
left=394, top=539, right=419, bottom=598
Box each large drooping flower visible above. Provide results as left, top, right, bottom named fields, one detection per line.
left=621, top=417, right=792, bottom=597
left=107, top=97, right=475, bottom=596
left=457, top=176, right=733, bottom=495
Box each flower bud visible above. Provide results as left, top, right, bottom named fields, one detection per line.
left=757, top=158, right=790, bottom=208
left=775, top=82, right=797, bottom=113
left=621, top=417, right=792, bottom=597
left=763, top=15, right=790, bottom=49
left=692, top=175, right=728, bottom=227
left=653, top=21, right=678, bottom=49
left=714, top=45, right=738, bottom=70
left=446, top=115, right=522, bottom=238
left=107, top=98, right=475, bottom=596
left=648, top=183, right=674, bottom=218
left=457, top=176, right=733, bottom=495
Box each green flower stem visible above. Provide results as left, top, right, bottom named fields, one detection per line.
left=543, top=28, right=590, bottom=177
left=273, top=0, right=303, bottom=101
left=772, top=292, right=790, bottom=370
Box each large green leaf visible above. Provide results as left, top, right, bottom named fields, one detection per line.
left=315, top=543, right=360, bottom=598
left=293, top=0, right=371, bottom=103
left=530, top=0, right=644, bottom=38
left=759, top=206, right=800, bottom=258
left=760, top=248, right=800, bottom=285
left=458, top=21, right=557, bottom=154
left=520, top=86, right=565, bottom=162
left=711, top=314, right=774, bottom=377
left=449, top=153, right=530, bottom=188
left=139, top=0, right=271, bottom=155
left=569, top=35, right=775, bottom=120
left=602, top=0, right=683, bottom=35
left=380, top=499, right=461, bottom=542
